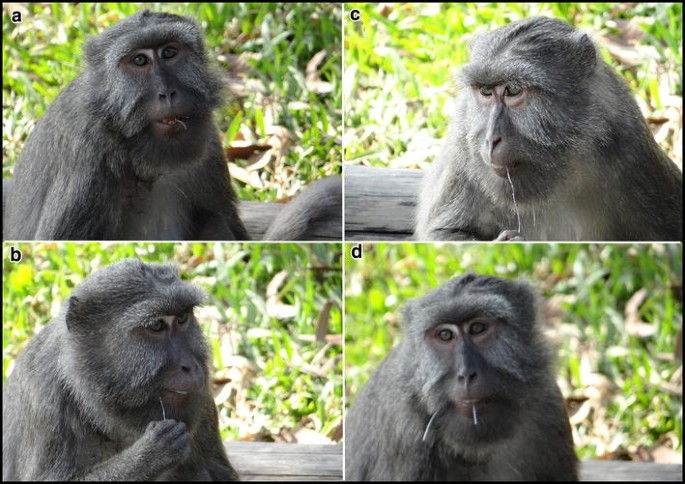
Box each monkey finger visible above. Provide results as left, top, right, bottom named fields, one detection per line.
left=494, top=229, right=524, bottom=241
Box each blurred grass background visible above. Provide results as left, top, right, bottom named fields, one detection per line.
left=2, top=2, right=341, bottom=201
left=3, top=242, right=343, bottom=443
left=344, top=2, right=682, bottom=170
left=345, top=243, right=682, bottom=462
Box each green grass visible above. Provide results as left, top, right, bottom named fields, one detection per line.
left=344, top=3, right=682, bottom=170
left=3, top=242, right=343, bottom=442
left=345, top=243, right=682, bottom=459
left=2, top=3, right=342, bottom=201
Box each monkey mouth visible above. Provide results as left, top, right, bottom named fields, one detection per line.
left=489, top=162, right=521, bottom=178
left=160, top=388, right=193, bottom=405
left=454, top=397, right=493, bottom=416
left=153, top=117, right=190, bottom=137
left=161, top=116, right=188, bottom=128
left=167, top=389, right=189, bottom=395
left=457, top=398, right=485, bottom=407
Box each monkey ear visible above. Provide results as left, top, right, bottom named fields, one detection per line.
left=457, top=272, right=477, bottom=285
left=570, top=30, right=597, bottom=70
left=401, top=300, right=416, bottom=329
left=65, top=295, right=87, bottom=333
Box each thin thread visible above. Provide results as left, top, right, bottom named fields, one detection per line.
left=422, top=411, right=439, bottom=442
left=506, top=167, right=522, bottom=234
left=159, top=397, right=167, bottom=420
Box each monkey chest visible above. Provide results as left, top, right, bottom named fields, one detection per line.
left=120, top=178, right=192, bottom=239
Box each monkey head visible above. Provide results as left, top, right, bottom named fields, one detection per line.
left=62, top=259, right=211, bottom=430
left=456, top=17, right=603, bottom=204
left=400, top=273, right=555, bottom=445
left=82, top=10, right=225, bottom=176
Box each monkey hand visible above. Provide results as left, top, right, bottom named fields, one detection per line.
left=494, top=229, right=525, bottom=242
left=134, top=420, right=192, bottom=472
left=143, top=419, right=191, bottom=460
left=81, top=420, right=191, bottom=480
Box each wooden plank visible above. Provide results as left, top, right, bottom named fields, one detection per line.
left=344, top=164, right=421, bottom=240
left=580, top=461, right=682, bottom=481
left=224, top=442, right=682, bottom=482
left=345, top=231, right=414, bottom=241
left=225, top=442, right=342, bottom=481
left=239, top=201, right=282, bottom=239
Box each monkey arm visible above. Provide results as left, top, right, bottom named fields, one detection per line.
left=4, top=82, right=122, bottom=240
left=346, top=349, right=434, bottom=480
left=159, top=139, right=250, bottom=241
left=6, top=140, right=116, bottom=240
left=415, top=160, right=501, bottom=241
left=187, top=401, right=240, bottom=480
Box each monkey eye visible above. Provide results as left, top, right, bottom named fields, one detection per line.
left=437, top=328, right=455, bottom=342
left=131, top=54, right=149, bottom=67
left=148, top=319, right=165, bottom=332
left=478, top=86, right=493, bottom=97
left=178, top=313, right=189, bottom=325
left=505, top=82, right=523, bottom=96
left=469, top=321, right=488, bottom=335
left=161, top=47, right=178, bottom=59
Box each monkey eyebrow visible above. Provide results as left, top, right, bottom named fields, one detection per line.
left=150, top=299, right=198, bottom=317
left=430, top=308, right=503, bottom=325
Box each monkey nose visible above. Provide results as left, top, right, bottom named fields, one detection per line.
left=457, top=370, right=477, bottom=386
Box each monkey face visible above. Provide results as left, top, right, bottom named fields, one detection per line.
left=419, top=317, right=524, bottom=444
left=121, top=43, right=207, bottom=140
left=427, top=319, right=504, bottom=404
left=141, top=311, right=210, bottom=413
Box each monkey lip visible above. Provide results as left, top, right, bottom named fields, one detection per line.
left=159, top=116, right=189, bottom=125
left=488, top=161, right=521, bottom=178
left=457, top=398, right=488, bottom=406
left=454, top=397, right=494, bottom=417
left=160, top=388, right=193, bottom=402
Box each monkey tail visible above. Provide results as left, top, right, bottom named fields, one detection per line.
left=263, top=176, right=342, bottom=241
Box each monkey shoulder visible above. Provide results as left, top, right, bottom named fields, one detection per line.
left=346, top=347, right=434, bottom=480
left=3, top=324, right=96, bottom=480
